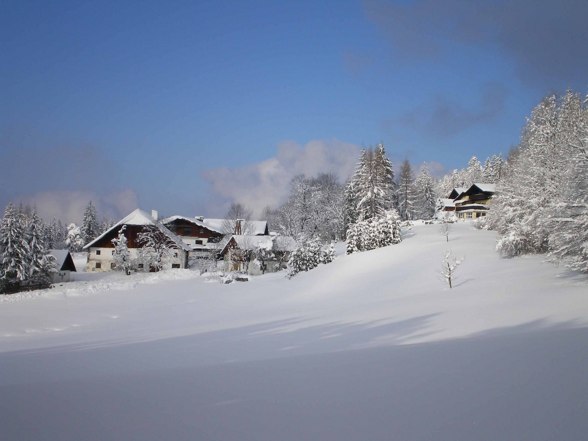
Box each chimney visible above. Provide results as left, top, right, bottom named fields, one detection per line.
left=195, top=215, right=204, bottom=222
left=235, top=219, right=243, bottom=235
left=151, top=210, right=159, bottom=221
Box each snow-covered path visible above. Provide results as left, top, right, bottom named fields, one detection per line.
left=1, top=223, right=587, bottom=440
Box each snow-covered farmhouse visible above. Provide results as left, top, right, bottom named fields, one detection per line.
left=48, top=249, right=77, bottom=282
left=83, top=209, right=275, bottom=273
left=84, top=209, right=190, bottom=272
left=219, top=234, right=297, bottom=275
left=453, top=183, right=496, bottom=219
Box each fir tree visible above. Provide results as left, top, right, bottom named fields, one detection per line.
left=413, top=166, right=437, bottom=220
left=81, top=201, right=100, bottom=245
left=24, top=210, right=53, bottom=287
left=397, top=160, right=416, bottom=220
left=0, top=203, right=27, bottom=290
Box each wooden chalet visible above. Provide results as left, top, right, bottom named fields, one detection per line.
left=453, top=183, right=496, bottom=219
left=162, top=215, right=224, bottom=259
left=83, top=209, right=190, bottom=272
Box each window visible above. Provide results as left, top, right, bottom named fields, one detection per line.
left=174, top=252, right=178, bottom=257
left=138, top=264, right=144, bottom=269
left=96, top=250, right=101, bottom=255
left=195, top=239, right=203, bottom=245
left=110, top=263, right=116, bottom=269
left=111, top=250, right=115, bottom=255
left=96, top=262, right=102, bottom=269
left=172, top=263, right=180, bottom=268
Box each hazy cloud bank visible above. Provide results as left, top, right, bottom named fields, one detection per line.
left=17, top=189, right=139, bottom=224
left=202, top=139, right=361, bottom=216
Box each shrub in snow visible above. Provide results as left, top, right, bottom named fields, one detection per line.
left=496, top=229, right=534, bottom=258
left=346, top=210, right=401, bottom=254
left=287, top=239, right=334, bottom=278
left=137, top=227, right=177, bottom=271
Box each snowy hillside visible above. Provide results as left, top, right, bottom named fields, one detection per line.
left=1, top=223, right=587, bottom=441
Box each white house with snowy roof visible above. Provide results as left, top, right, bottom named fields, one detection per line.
left=83, top=209, right=276, bottom=273
left=83, top=209, right=190, bottom=272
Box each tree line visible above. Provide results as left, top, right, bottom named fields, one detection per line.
left=0, top=201, right=113, bottom=293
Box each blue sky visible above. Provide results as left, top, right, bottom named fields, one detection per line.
left=1, top=0, right=587, bottom=221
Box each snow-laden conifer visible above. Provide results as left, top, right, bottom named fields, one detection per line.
left=112, top=226, right=132, bottom=274
left=346, top=210, right=401, bottom=254
left=24, top=210, right=53, bottom=287
left=81, top=201, right=100, bottom=246
left=413, top=166, right=437, bottom=220
left=0, top=203, right=27, bottom=290
left=397, top=160, right=416, bottom=220
left=287, top=239, right=334, bottom=277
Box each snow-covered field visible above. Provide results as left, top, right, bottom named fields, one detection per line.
left=1, top=223, right=587, bottom=441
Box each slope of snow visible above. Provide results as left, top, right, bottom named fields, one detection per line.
left=1, top=223, right=587, bottom=441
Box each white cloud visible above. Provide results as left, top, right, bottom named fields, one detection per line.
left=18, top=189, right=139, bottom=224
left=202, top=139, right=361, bottom=216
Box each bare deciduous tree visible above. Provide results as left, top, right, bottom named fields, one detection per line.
left=441, top=249, right=463, bottom=289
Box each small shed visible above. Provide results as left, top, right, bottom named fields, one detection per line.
left=49, top=250, right=77, bottom=283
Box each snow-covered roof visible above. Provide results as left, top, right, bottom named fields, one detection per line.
left=471, top=183, right=496, bottom=193
left=203, top=219, right=268, bottom=235
left=83, top=209, right=191, bottom=251
left=219, top=234, right=297, bottom=254
left=440, top=198, right=455, bottom=208
left=48, top=249, right=77, bottom=272
left=161, top=216, right=268, bottom=236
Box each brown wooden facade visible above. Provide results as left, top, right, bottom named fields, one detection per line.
left=164, top=218, right=223, bottom=241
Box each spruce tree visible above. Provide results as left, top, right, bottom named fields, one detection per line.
left=397, top=160, right=416, bottom=220
left=0, top=203, right=27, bottom=291
left=24, top=210, right=53, bottom=287
left=414, top=166, right=437, bottom=220
left=81, top=201, right=100, bottom=245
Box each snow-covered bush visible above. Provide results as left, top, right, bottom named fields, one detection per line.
left=496, top=229, right=534, bottom=258
left=287, top=239, right=334, bottom=278
left=111, top=226, right=132, bottom=275
left=137, top=227, right=177, bottom=272
left=346, top=210, right=401, bottom=254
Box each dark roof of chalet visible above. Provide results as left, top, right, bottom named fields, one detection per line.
left=466, top=183, right=496, bottom=194
left=448, top=187, right=467, bottom=199
left=83, top=209, right=190, bottom=251
left=162, top=216, right=269, bottom=236
left=49, top=250, right=77, bottom=272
